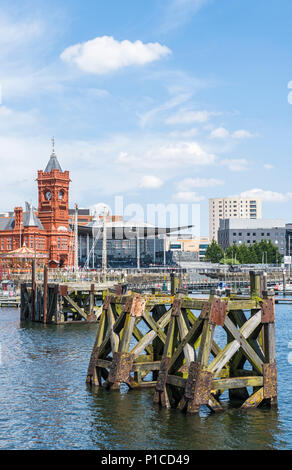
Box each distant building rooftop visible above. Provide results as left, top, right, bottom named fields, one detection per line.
left=219, top=218, right=286, bottom=230
left=45, top=152, right=63, bottom=173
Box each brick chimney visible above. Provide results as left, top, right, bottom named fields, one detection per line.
left=14, top=207, right=23, bottom=230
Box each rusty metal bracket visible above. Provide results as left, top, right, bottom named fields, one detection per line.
left=155, top=357, right=170, bottom=392
left=87, top=346, right=100, bottom=377
left=261, top=299, right=275, bottom=324
left=172, top=298, right=182, bottom=317
left=124, top=296, right=133, bottom=313
left=209, top=298, right=227, bottom=326
left=263, top=363, right=277, bottom=398
left=130, top=294, right=146, bottom=317
left=107, top=352, right=134, bottom=385
left=103, top=295, right=112, bottom=311
left=201, top=302, right=211, bottom=319
left=184, top=361, right=213, bottom=407
left=59, top=285, right=68, bottom=296
left=114, top=284, right=123, bottom=296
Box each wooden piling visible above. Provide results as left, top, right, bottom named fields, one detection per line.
left=87, top=273, right=278, bottom=415
left=20, top=281, right=103, bottom=324
left=43, top=265, right=48, bottom=324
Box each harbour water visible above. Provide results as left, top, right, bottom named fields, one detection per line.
left=0, top=304, right=292, bottom=450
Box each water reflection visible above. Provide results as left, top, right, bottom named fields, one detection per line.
left=0, top=307, right=291, bottom=449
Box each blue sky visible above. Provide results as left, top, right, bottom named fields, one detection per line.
left=1, top=0, right=292, bottom=235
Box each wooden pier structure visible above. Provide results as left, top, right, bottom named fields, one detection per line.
left=19, top=266, right=190, bottom=323
left=20, top=265, right=119, bottom=324
left=87, top=271, right=277, bottom=414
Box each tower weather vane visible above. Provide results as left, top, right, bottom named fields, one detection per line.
left=52, top=136, right=55, bottom=154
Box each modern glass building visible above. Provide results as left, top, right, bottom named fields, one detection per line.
left=77, top=220, right=190, bottom=268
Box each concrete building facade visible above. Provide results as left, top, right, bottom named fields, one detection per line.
left=218, top=218, right=286, bottom=256
left=209, top=197, right=262, bottom=241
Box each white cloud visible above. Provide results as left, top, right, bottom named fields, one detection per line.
left=161, top=0, right=210, bottom=33
left=118, top=141, right=216, bottom=169
left=61, top=36, right=171, bottom=75
left=221, top=158, right=249, bottom=172
left=140, top=175, right=163, bottom=189
left=210, top=127, right=229, bottom=139
left=0, top=105, right=39, bottom=134
left=138, top=93, right=191, bottom=128
left=176, top=177, right=224, bottom=191
left=0, top=16, right=43, bottom=47
left=240, top=188, right=292, bottom=203
left=210, top=127, right=257, bottom=139
left=173, top=191, right=205, bottom=202
left=264, top=164, right=274, bottom=170
left=166, top=109, right=218, bottom=125
left=232, top=129, right=256, bottom=139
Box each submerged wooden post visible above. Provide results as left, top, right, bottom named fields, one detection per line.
left=250, top=271, right=264, bottom=298
left=31, top=261, right=36, bottom=321
left=43, top=265, right=48, bottom=324
left=170, top=273, right=180, bottom=295
left=86, top=284, right=278, bottom=416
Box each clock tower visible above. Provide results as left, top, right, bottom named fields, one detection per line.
left=37, top=140, right=72, bottom=266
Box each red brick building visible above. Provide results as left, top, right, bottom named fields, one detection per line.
left=0, top=150, right=73, bottom=268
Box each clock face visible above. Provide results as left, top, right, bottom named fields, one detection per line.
left=45, top=191, right=52, bottom=201
left=59, top=190, right=64, bottom=200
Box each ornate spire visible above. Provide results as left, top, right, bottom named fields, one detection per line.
left=26, top=203, right=38, bottom=227
left=44, top=137, right=63, bottom=172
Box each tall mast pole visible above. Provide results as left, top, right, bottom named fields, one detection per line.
left=137, top=233, right=140, bottom=269
left=102, top=208, right=107, bottom=274
left=74, top=203, right=78, bottom=271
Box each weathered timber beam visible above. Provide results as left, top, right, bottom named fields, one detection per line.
left=208, top=310, right=262, bottom=376
left=108, top=305, right=119, bottom=354
left=168, top=318, right=204, bottom=373
left=118, top=314, right=136, bottom=353
left=130, top=309, right=172, bottom=357
left=212, top=376, right=263, bottom=391
left=177, top=313, right=195, bottom=366
left=132, top=362, right=161, bottom=372
left=134, top=355, right=154, bottom=363
left=63, top=295, right=88, bottom=320
left=224, top=316, right=264, bottom=374
left=96, top=359, right=112, bottom=368
left=142, top=309, right=167, bottom=344
left=98, top=310, right=127, bottom=357
left=132, top=325, right=154, bottom=356
left=241, top=387, right=264, bottom=409
left=167, top=374, right=187, bottom=388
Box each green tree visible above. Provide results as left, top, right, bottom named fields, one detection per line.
left=223, top=240, right=283, bottom=265
left=225, top=242, right=240, bottom=263
left=205, top=240, right=224, bottom=263
left=237, top=243, right=253, bottom=264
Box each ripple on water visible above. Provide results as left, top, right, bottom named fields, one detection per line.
left=0, top=306, right=291, bottom=449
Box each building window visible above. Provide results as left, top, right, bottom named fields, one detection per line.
left=62, top=238, right=68, bottom=250
left=58, top=237, right=61, bottom=249
left=39, top=238, right=45, bottom=250
left=7, top=238, right=12, bottom=250
left=30, top=237, right=34, bottom=249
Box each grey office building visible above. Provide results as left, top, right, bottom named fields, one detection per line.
left=286, top=224, right=292, bottom=256
left=218, top=218, right=286, bottom=255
